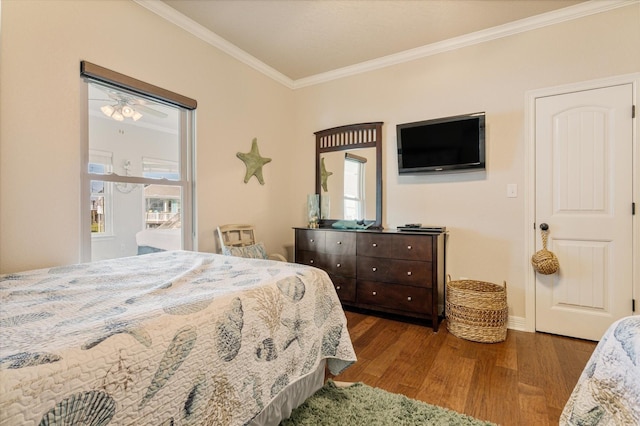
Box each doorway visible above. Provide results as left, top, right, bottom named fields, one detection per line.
left=525, top=74, right=639, bottom=341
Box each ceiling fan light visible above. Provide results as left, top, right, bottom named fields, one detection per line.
left=121, top=105, right=135, bottom=118
left=132, top=111, right=143, bottom=121
left=100, top=104, right=115, bottom=117
left=111, top=111, right=125, bottom=121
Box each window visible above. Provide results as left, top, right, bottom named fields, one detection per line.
left=343, top=154, right=366, bottom=220
left=143, top=158, right=180, bottom=229
left=81, top=62, right=197, bottom=262
left=89, top=150, right=113, bottom=235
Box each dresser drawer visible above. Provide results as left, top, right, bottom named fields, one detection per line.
left=294, top=227, right=445, bottom=331
left=357, top=257, right=432, bottom=287
left=296, top=229, right=326, bottom=252
left=325, top=231, right=356, bottom=255
left=328, top=274, right=356, bottom=304
left=323, top=254, right=356, bottom=277
left=295, top=249, right=326, bottom=269
left=357, top=280, right=431, bottom=314
left=357, top=233, right=432, bottom=260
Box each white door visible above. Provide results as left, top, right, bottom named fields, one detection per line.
left=535, top=84, right=634, bottom=341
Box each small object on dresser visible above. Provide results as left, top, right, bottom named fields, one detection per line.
left=397, top=225, right=446, bottom=232
left=332, top=220, right=372, bottom=230
left=307, top=194, right=319, bottom=228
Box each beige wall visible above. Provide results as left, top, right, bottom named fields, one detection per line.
left=0, top=0, right=295, bottom=272
left=291, top=4, right=640, bottom=319
left=1, top=1, right=639, bottom=322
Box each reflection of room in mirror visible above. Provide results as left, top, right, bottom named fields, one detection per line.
left=321, top=148, right=376, bottom=221
left=321, top=193, right=330, bottom=219
left=315, top=122, right=383, bottom=228
left=87, top=80, right=185, bottom=261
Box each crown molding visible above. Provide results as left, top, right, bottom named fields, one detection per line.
left=135, top=0, right=637, bottom=90
left=293, top=0, right=637, bottom=88
left=133, top=0, right=296, bottom=89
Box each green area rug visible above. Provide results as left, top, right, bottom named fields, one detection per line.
left=280, top=380, right=496, bottom=426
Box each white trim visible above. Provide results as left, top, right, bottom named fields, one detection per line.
left=295, top=0, right=637, bottom=89
left=80, top=81, right=91, bottom=263
left=524, top=72, right=640, bottom=333
left=134, top=0, right=636, bottom=89
left=507, top=316, right=527, bottom=332
left=133, top=0, right=294, bottom=89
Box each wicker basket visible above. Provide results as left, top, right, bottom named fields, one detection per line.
left=446, top=277, right=508, bottom=343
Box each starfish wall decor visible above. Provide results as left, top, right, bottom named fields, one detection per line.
left=236, top=138, right=272, bottom=185
left=320, top=157, right=333, bottom=192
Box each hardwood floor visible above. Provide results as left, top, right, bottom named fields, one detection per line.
left=332, top=310, right=597, bottom=426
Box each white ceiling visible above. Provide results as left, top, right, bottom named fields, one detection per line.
left=156, top=0, right=587, bottom=82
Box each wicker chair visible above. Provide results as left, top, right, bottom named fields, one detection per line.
left=216, top=224, right=286, bottom=262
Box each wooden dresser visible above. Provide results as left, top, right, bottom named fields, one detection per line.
left=294, top=228, right=446, bottom=331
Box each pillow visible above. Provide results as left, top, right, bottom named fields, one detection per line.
left=222, top=242, right=268, bottom=260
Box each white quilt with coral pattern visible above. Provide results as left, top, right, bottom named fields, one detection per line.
left=561, top=316, right=640, bottom=425
left=0, top=251, right=356, bottom=425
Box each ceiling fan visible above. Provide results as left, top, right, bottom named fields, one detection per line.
left=90, top=85, right=168, bottom=122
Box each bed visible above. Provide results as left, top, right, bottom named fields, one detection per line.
left=0, top=250, right=356, bottom=425
left=560, top=316, right=640, bottom=425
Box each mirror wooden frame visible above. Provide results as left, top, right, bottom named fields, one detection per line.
left=315, top=122, right=383, bottom=229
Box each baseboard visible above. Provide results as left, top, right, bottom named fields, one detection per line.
left=507, top=315, right=527, bottom=332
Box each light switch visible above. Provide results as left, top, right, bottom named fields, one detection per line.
left=507, top=184, right=518, bottom=198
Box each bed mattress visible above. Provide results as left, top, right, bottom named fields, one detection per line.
left=0, top=250, right=356, bottom=425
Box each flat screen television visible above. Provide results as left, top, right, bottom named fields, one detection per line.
left=397, top=112, right=485, bottom=174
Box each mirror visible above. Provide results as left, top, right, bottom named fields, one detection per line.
left=315, top=122, right=383, bottom=229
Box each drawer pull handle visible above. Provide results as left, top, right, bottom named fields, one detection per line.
left=407, top=296, right=412, bottom=301
left=407, top=271, right=412, bottom=276
left=310, top=239, right=315, bottom=243
left=336, top=263, right=341, bottom=268
left=309, top=259, right=314, bottom=264
left=372, top=243, right=377, bottom=247
left=337, top=241, right=342, bottom=245
left=372, top=291, right=377, bottom=296
left=336, top=286, right=341, bottom=290
left=407, top=245, right=412, bottom=250
left=372, top=267, right=377, bottom=272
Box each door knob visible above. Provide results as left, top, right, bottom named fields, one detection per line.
left=540, top=223, right=549, bottom=231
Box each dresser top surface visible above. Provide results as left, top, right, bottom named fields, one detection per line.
left=293, top=227, right=446, bottom=235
